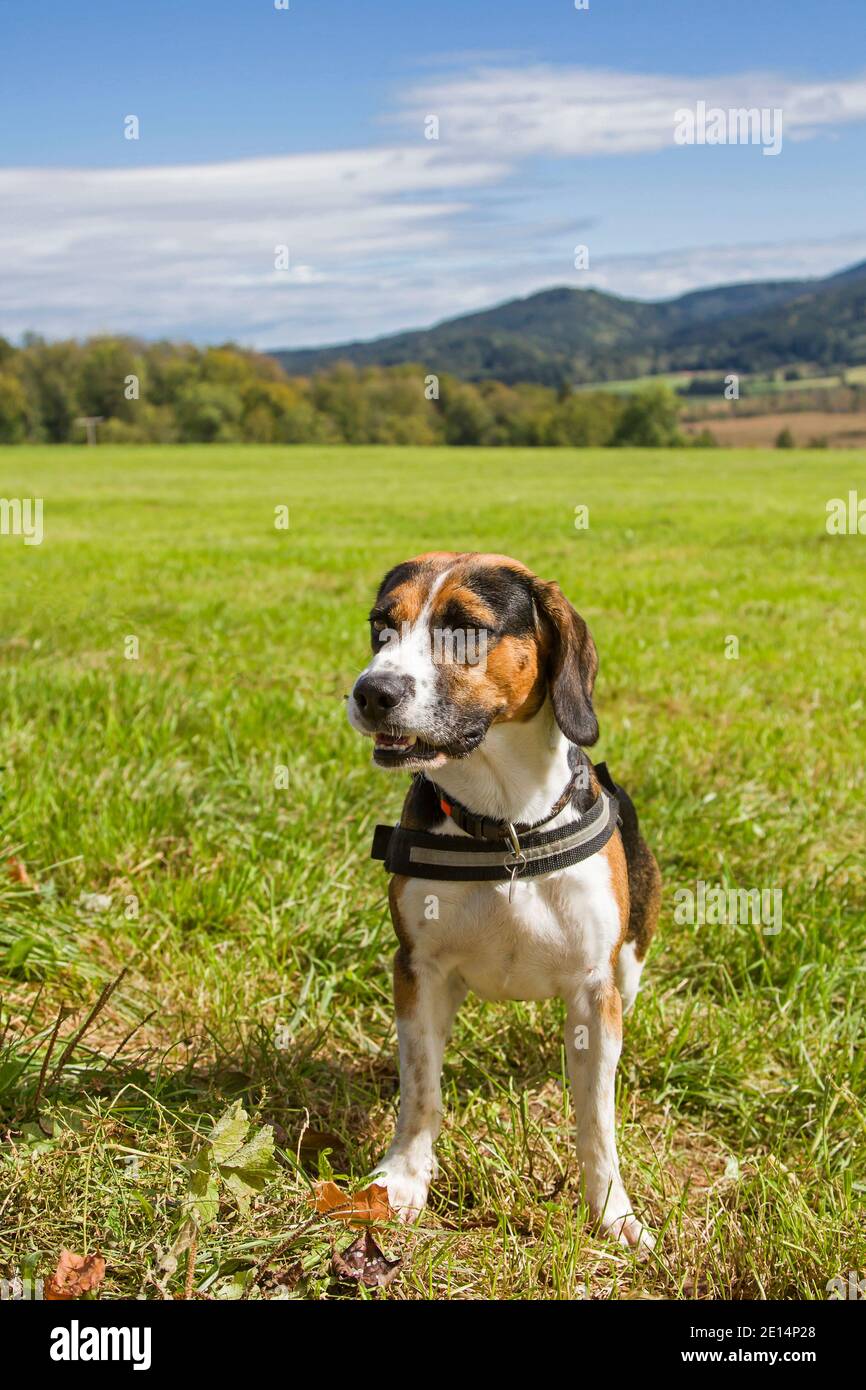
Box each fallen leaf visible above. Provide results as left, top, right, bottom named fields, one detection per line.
left=45, top=1250, right=106, bottom=1300
left=7, top=856, right=33, bottom=887
left=211, top=1104, right=276, bottom=1213
left=313, top=1180, right=392, bottom=1225
left=220, top=1124, right=277, bottom=1189
left=332, top=1229, right=401, bottom=1288
left=265, top=1261, right=303, bottom=1293
left=209, top=1100, right=250, bottom=1164
left=185, top=1147, right=219, bottom=1228
left=299, top=1128, right=344, bottom=1157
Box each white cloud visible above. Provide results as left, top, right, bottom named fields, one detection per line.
left=399, top=64, right=866, bottom=157
left=1, top=63, right=865, bottom=347
left=0, top=147, right=508, bottom=343
left=580, top=235, right=866, bottom=301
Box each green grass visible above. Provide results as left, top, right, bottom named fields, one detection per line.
left=1, top=443, right=864, bottom=1301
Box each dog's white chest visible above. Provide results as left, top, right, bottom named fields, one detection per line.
left=400, top=855, right=620, bottom=1002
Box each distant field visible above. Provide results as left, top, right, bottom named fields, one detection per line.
left=582, top=362, right=866, bottom=446
left=1, top=445, right=865, bottom=1301
left=683, top=410, right=866, bottom=448
left=580, top=365, right=864, bottom=402
left=578, top=369, right=856, bottom=397
left=743, top=375, right=844, bottom=394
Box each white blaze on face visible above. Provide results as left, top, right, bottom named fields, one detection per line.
left=348, top=567, right=452, bottom=735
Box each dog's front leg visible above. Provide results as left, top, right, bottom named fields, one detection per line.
left=375, top=949, right=465, bottom=1222
left=565, top=976, right=653, bottom=1250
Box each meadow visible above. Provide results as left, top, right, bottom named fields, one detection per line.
left=0, top=444, right=864, bottom=1301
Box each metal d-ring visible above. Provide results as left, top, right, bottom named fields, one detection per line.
left=505, top=822, right=527, bottom=902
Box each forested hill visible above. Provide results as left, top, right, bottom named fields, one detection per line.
left=272, top=259, right=866, bottom=386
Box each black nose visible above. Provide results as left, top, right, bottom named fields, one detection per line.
left=353, top=671, right=414, bottom=724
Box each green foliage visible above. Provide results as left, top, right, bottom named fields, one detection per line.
left=0, top=338, right=708, bottom=449
left=0, top=371, right=29, bottom=442
left=545, top=389, right=622, bottom=446
left=175, top=380, right=243, bottom=442
left=78, top=337, right=141, bottom=420
left=612, top=383, right=682, bottom=446
left=185, top=1102, right=277, bottom=1226
left=18, top=340, right=81, bottom=441
left=438, top=375, right=495, bottom=445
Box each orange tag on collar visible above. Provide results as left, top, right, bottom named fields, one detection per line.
left=440, top=798, right=452, bottom=816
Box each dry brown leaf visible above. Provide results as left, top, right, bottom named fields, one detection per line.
left=7, top=856, right=33, bottom=887
left=332, top=1229, right=401, bottom=1288
left=313, top=1180, right=392, bottom=1225
left=299, top=1128, right=344, bottom=1156
left=45, top=1250, right=107, bottom=1301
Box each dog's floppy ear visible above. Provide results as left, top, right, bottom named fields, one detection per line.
left=533, top=580, right=599, bottom=746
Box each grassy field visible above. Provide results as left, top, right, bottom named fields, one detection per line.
left=1, top=444, right=864, bottom=1302
left=681, top=411, right=866, bottom=449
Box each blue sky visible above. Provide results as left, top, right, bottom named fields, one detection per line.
left=1, top=0, right=864, bottom=348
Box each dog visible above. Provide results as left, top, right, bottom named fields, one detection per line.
left=347, top=552, right=660, bottom=1248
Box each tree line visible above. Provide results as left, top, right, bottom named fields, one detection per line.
left=0, top=334, right=689, bottom=447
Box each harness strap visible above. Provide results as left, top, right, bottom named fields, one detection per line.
left=371, top=787, right=619, bottom=883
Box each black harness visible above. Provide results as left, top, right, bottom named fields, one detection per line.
left=371, top=762, right=621, bottom=891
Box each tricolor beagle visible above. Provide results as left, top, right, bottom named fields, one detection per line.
left=348, top=552, right=660, bottom=1248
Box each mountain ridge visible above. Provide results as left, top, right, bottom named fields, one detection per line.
left=272, top=259, right=866, bottom=386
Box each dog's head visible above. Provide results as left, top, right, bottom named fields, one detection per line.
left=347, top=552, right=598, bottom=770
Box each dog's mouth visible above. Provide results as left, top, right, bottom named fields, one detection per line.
left=372, top=732, right=442, bottom=768
left=371, top=722, right=488, bottom=768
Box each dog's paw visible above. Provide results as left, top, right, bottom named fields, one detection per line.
left=374, top=1156, right=432, bottom=1223
left=585, top=1179, right=655, bottom=1254
left=606, top=1212, right=656, bottom=1254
